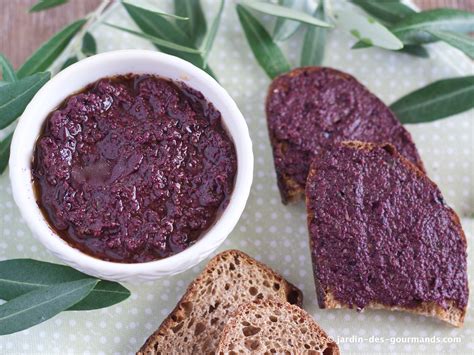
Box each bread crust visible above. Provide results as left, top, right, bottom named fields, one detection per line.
left=266, top=67, right=424, bottom=204
left=306, top=141, right=468, bottom=327
left=138, top=250, right=303, bottom=354
left=217, top=298, right=340, bottom=354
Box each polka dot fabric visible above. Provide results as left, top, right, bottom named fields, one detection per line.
left=0, top=1, right=473, bottom=353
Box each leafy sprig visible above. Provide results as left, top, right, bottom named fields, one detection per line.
left=235, top=0, right=474, bottom=125
left=120, top=0, right=224, bottom=78
left=0, top=259, right=130, bottom=335
left=0, top=0, right=111, bottom=174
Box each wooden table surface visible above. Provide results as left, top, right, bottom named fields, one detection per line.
left=1, top=0, right=473, bottom=68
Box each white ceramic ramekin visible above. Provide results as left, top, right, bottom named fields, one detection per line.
left=9, top=50, right=253, bottom=282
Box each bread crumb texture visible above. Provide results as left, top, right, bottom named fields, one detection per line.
left=217, top=298, right=339, bottom=354
left=138, top=250, right=302, bottom=354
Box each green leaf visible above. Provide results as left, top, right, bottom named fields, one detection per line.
left=0, top=259, right=130, bottom=311
left=390, top=76, right=474, bottom=123
left=236, top=4, right=291, bottom=79
left=122, top=1, right=216, bottom=78
left=350, top=0, right=415, bottom=25
left=81, top=32, right=97, bottom=57
left=17, top=19, right=86, bottom=78
left=61, top=56, right=78, bottom=70
left=201, top=0, right=224, bottom=67
left=0, top=72, right=50, bottom=130
left=122, top=1, right=192, bottom=46
left=301, top=1, right=327, bottom=66
left=121, top=0, right=189, bottom=20
left=391, top=9, right=474, bottom=45
left=69, top=281, right=130, bottom=311
left=335, top=10, right=403, bottom=50
left=174, top=0, right=207, bottom=46
left=0, top=259, right=89, bottom=299
left=399, top=44, right=430, bottom=58
left=29, top=0, right=68, bottom=12
left=0, top=132, right=13, bottom=174
left=352, top=40, right=429, bottom=58
left=427, top=30, right=474, bottom=59
left=0, top=279, right=98, bottom=335
left=0, top=54, right=17, bottom=82
left=105, top=23, right=202, bottom=54
left=242, top=0, right=331, bottom=28
left=273, top=0, right=304, bottom=41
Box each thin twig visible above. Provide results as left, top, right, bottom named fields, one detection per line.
left=50, top=0, right=119, bottom=74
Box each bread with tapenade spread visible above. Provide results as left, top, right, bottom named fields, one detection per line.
left=266, top=67, right=424, bottom=204
left=217, top=298, right=339, bottom=354
left=305, top=141, right=468, bottom=327
left=138, top=250, right=303, bottom=354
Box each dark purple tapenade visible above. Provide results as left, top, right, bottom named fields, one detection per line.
left=266, top=67, right=424, bottom=203
left=306, top=142, right=468, bottom=311
left=32, top=74, right=237, bottom=263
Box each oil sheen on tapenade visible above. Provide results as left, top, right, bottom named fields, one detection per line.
left=32, top=74, right=237, bottom=263
left=306, top=143, right=468, bottom=311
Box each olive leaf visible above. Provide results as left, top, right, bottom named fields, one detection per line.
left=349, top=1, right=430, bottom=58
left=242, top=0, right=331, bottom=28
left=121, top=0, right=189, bottom=20
left=334, top=10, right=403, bottom=50
left=81, top=32, right=97, bottom=57
left=236, top=4, right=290, bottom=79
left=60, top=32, right=97, bottom=70
left=0, top=259, right=130, bottom=311
left=350, top=0, right=415, bottom=25
left=105, top=23, right=201, bottom=54
left=391, top=9, right=474, bottom=45
left=122, top=2, right=192, bottom=46
left=301, top=1, right=327, bottom=66
left=352, top=40, right=429, bottom=58
left=273, top=0, right=305, bottom=41
left=390, top=76, right=474, bottom=123
left=60, top=56, right=78, bottom=70
left=0, top=279, right=98, bottom=335
left=0, top=72, right=51, bottom=130
left=17, top=19, right=86, bottom=78
left=70, top=281, right=131, bottom=311
left=399, top=45, right=430, bottom=58
left=0, top=54, right=17, bottom=82
left=122, top=1, right=215, bottom=78
left=427, top=30, right=474, bottom=59
left=174, top=0, right=207, bottom=46
left=29, top=0, right=68, bottom=13
left=0, top=132, right=13, bottom=174
left=201, top=0, right=225, bottom=67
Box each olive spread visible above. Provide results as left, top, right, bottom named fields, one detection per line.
left=306, top=142, right=468, bottom=311
left=266, top=67, right=424, bottom=203
left=33, top=74, right=237, bottom=263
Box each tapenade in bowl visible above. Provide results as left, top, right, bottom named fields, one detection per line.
left=9, top=50, right=253, bottom=282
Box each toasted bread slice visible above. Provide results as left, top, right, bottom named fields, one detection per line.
left=217, top=298, right=339, bottom=354
left=266, top=67, right=424, bottom=204
left=138, top=250, right=303, bottom=354
left=306, top=141, right=468, bottom=327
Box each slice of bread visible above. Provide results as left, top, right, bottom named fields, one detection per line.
left=265, top=66, right=424, bottom=204
left=306, top=141, right=468, bottom=327
left=138, top=250, right=303, bottom=354
left=217, top=298, right=339, bottom=354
